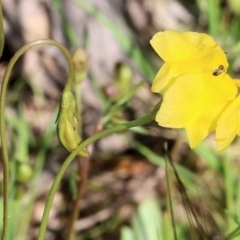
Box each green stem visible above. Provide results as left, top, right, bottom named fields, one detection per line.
left=37, top=101, right=161, bottom=240
left=0, top=0, right=4, bottom=58
left=225, top=225, right=240, bottom=240
left=223, top=156, right=235, bottom=233
left=164, top=150, right=178, bottom=240
left=206, top=0, right=220, bottom=37
left=0, top=39, right=75, bottom=240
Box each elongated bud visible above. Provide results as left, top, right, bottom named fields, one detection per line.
left=72, top=47, right=89, bottom=84
left=115, top=63, right=132, bottom=89
left=112, top=63, right=133, bottom=102
left=56, top=90, right=89, bottom=157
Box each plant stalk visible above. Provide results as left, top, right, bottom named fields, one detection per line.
left=0, top=39, right=74, bottom=240
left=37, top=100, right=161, bottom=239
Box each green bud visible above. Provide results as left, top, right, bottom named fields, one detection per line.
left=109, top=63, right=133, bottom=102
left=228, top=0, right=240, bottom=16
left=56, top=90, right=89, bottom=157
left=72, top=47, right=89, bottom=84
left=16, top=162, right=33, bottom=183
left=115, top=63, right=133, bottom=88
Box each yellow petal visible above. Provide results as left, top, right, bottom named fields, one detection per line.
left=150, top=30, right=226, bottom=62
left=216, top=95, right=240, bottom=152
left=152, top=54, right=228, bottom=94
left=151, top=63, right=176, bottom=93
left=185, top=119, right=211, bottom=148
left=156, top=73, right=237, bottom=147
left=233, top=79, right=240, bottom=87
left=150, top=31, right=228, bottom=94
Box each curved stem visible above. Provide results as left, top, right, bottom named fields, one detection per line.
left=0, top=39, right=75, bottom=240
left=37, top=100, right=161, bottom=240
left=0, top=0, right=4, bottom=58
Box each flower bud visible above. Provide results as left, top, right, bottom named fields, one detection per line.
left=115, top=63, right=132, bottom=89
left=56, top=90, right=89, bottom=157
left=16, top=162, right=33, bottom=183
left=72, top=47, right=89, bottom=84
left=106, top=63, right=133, bottom=102
left=228, top=0, right=240, bottom=16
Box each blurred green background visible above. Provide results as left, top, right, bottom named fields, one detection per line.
left=1, top=0, right=240, bottom=239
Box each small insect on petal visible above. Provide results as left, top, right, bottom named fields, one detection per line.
left=150, top=31, right=229, bottom=93
left=213, top=65, right=224, bottom=76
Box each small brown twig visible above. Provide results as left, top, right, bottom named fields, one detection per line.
left=66, top=156, right=90, bottom=240
left=66, top=121, right=104, bottom=240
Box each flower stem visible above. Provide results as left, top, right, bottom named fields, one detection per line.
left=164, top=144, right=178, bottom=240
left=0, top=0, right=4, bottom=58
left=0, top=39, right=74, bottom=240
left=37, top=100, right=161, bottom=240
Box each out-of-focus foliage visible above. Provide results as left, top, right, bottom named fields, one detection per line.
left=1, top=0, right=240, bottom=239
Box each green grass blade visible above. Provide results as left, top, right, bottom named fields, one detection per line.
left=74, top=0, right=155, bottom=80
left=120, top=226, right=135, bottom=240
left=194, top=143, right=220, bottom=171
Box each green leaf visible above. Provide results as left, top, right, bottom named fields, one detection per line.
left=121, top=198, right=163, bottom=240
left=120, top=226, right=135, bottom=240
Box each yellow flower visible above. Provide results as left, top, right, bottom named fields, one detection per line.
left=150, top=30, right=228, bottom=93
left=156, top=73, right=237, bottom=148
left=216, top=94, right=240, bottom=152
